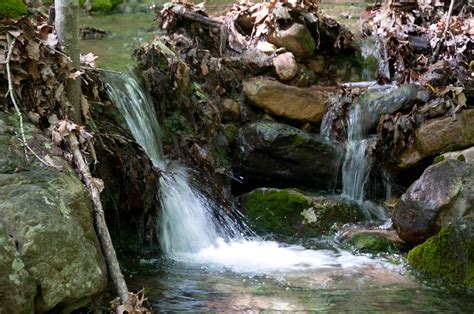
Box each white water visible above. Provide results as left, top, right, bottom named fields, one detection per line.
left=108, top=73, right=391, bottom=274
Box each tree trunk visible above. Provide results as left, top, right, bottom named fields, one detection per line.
left=55, top=0, right=82, bottom=123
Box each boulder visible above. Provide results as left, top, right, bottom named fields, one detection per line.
left=267, top=22, right=316, bottom=59
left=339, top=227, right=405, bottom=253
left=393, top=160, right=474, bottom=244
left=400, top=109, right=474, bottom=168
left=233, top=121, right=342, bottom=190
left=355, top=84, right=428, bottom=136
left=407, top=218, right=473, bottom=288
left=243, top=78, right=328, bottom=123
left=273, top=52, right=298, bottom=81
left=0, top=224, right=36, bottom=313
left=239, top=188, right=363, bottom=236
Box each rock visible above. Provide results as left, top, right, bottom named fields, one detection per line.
left=356, top=84, right=428, bottom=136
left=400, top=109, right=474, bottom=168
left=267, top=22, right=316, bottom=59
left=339, top=228, right=405, bottom=253
left=419, top=60, right=449, bottom=87
left=220, top=98, right=241, bottom=122
left=233, top=121, right=342, bottom=190
left=0, top=170, right=108, bottom=312
left=243, top=78, right=328, bottom=123
left=223, top=124, right=238, bottom=144
left=407, top=218, right=474, bottom=288
left=256, top=41, right=278, bottom=55
left=239, top=188, right=363, bottom=236
left=273, top=52, right=298, bottom=81
left=0, top=223, right=36, bottom=313
left=441, top=146, right=474, bottom=164
left=393, top=160, right=474, bottom=244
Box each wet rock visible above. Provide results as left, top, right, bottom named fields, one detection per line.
left=0, top=170, right=108, bottom=312
left=243, top=78, right=328, bottom=123
left=407, top=218, right=474, bottom=288
left=357, top=84, right=428, bottom=135
left=400, top=109, right=474, bottom=168
left=239, top=188, right=363, bottom=236
left=233, top=121, right=342, bottom=190
left=393, top=160, right=474, bottom=244
left=0, top=223, right=36, bottom=313
left=220, top=98, right=241, bottom=122
left=339, top=228, right=405, bottom=253
left=273, top=52, right=298, bottom=81
left=267, top=22, right=316, bottom=59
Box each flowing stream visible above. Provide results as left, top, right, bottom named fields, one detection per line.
left=107, top=73, right=474, bottom=312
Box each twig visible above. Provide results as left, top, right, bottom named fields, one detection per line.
left=5, top=34, right=60, bottom=170
left=432, top=0, right=455, bottom=62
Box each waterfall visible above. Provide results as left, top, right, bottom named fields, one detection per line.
left=107, top=73, right=233, bottom=254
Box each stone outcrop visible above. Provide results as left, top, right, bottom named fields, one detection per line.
left=239, top=188, right=363, bottom=237
left=393, top=160, right=474, bottom=244
left=233, top=121, right=342, bottom=190
left=400, top=109, right=474, bottom=168
left=243, top=78, right=328, bottom=123
left=0, top=113, right=107, bottom=312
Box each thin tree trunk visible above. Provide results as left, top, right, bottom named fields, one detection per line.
left=67, top=132, right=129, bottom=304
left=55, top=0, right=82, bottom=123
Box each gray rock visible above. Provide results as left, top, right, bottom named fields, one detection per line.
left=233, top=121, right=342, bottom=190
left=0, top=224, right=36, bottom=313
left=0, top=170, right=107, bottom=311
left=267, top=23, right=316, bottom=59
left=273, top=52, right=298, bottom=81
left=393, top=160, right=474, bottom=244
left=356, top=84, right=428, bottom=136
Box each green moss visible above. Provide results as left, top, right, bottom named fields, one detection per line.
left=350, top=234, right=398, bottom=254
left=90, top=0, right=112, bottom=12
left=0, top=0, right=28, bottom=19
left=407, top=225, right=472, bottom=287
left=457, top=154, right=466, bottom=162
left=242, top=189, right=364, bottom=237
left=433, top=155, right=445, bottom=164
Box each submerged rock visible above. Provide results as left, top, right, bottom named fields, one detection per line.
left=393, top=160, right=474, bottom=244
left=339, top=228, right=405, bottom=253
left=243, top=78, right=328, bottom=123
left=400, top=109, right=474, bottom=168
left=239, top=188, right=363, bottom=236
left=267, top=22, right=316, bottom=59
left=407, top=218, right=474, bottom=288
left=233, top=121, right=342, bottom=190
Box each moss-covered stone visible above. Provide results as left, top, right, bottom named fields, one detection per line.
left=407, top=223, right=474, bottom=288
left=241, top=188, right=363, bottom=237
left=349, top=233, right=399, bottom=253
left=0, top=0, right=28, bottom=19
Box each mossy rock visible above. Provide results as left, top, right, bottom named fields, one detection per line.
left=349, top=233, right=399, bottom=254
left=240, top=188, right=364, bottom=237
left=0, top=0, right=28, bottom=19
left=407, top=221, right=474, bottom=288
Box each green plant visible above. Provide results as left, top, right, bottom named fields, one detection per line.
left=0, top=0, right=28, bottom=19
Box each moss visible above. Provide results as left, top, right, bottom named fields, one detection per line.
left=243, top=189, right=313, bottom=236
left=0, top=0, right=28, bottom=19
left=242, top=189, right=364, bottom=237
left=457, top=154, right=466, bottom=162
left=433, top=155, right=445, bottom=164
left=407, top=225, right=472, bottom=287
left=90, top=0, right=113, bottom=12
left=350, top=234, right=398, bottom=254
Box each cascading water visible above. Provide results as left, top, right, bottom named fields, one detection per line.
left=107, top=72, right=393, bottom=274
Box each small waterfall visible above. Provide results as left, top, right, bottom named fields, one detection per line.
left=107, top=73, right=233, bottom=254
